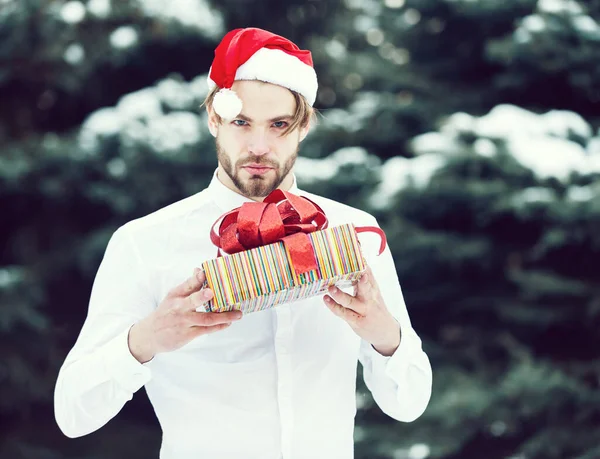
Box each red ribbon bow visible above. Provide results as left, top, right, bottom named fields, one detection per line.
left=210, top=189, right=387, bottom=275
left=210, top=190, right=328, bottom=275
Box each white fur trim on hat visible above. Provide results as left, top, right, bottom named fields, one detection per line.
left=207, top=48, right=318, bottom=106
left=235, top=48, right=317, bottom=105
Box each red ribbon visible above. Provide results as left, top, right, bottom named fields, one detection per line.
left=210, top=190, right=387, bottom=275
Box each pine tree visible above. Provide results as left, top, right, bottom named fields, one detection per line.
left=2, top=0, right=600, bottom=458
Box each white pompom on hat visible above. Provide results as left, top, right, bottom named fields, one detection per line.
left=207, top=27, right=318, bottom=120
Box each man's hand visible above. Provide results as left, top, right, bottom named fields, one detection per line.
left=323, top=265, right=400, bottom=356
left=128, top=268, right=243, bottom=363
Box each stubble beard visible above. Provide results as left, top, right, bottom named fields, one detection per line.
left=216, top=140, right=298, bottom=198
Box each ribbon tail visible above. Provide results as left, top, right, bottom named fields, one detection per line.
left=356, top=226, right=387, bottom=255
left=282, top=232, right=318, bottom=275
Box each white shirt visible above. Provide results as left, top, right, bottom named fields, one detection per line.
left=54, top=170, right=432, bottom=459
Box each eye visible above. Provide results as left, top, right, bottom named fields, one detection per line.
left=273, top=121, right=289, bottom=129
left=232, top=119, right=248, bottom=127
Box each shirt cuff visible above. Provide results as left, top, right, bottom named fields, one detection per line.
left=101, top=326, right=152, bottom=393
left=369, top=325, right=423, bottom=379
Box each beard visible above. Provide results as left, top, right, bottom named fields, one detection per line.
left=216, top=140, right=298, bottom=198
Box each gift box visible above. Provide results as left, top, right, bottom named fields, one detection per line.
left=201, top=190, right=386, bottom=314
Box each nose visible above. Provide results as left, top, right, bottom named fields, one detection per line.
left=248, top=130, right=270, bottom=156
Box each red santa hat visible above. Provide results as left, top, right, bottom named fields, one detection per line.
left=207, top=27, right=318, bottom=120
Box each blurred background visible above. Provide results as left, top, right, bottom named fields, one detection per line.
left=1, top=0, right=600, bottom=458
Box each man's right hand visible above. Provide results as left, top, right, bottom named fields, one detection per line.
left=128, top=268, right=243, bottom=363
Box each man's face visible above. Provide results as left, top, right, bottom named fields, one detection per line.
left=208, top=80, right=310, bottom=199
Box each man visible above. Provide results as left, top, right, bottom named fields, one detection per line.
left=54, top=27, right=432, bottom=459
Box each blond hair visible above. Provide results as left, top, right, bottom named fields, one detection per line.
left=202, top=84, right=315, bottom=136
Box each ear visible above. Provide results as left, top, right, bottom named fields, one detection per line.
left=207, top=106, right=220, bottom=138
left=299, top=119, right=311, bottom=142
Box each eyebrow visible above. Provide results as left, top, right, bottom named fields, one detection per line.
left=236, top=114, right=294, bottom=122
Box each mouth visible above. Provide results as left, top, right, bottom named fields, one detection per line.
left=242, top=164, right=274, bottom=175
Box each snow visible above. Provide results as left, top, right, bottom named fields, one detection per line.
left=110, top=26, right=139, bottom=49
left=513, top=28, right=532, bottom=44
left=137, top=0, right=224, bottom=37
left=366, top=28, right=385, bottom=46
left=0, top=267, right=23, bottom=288
left=441, top=104, right=597, bottom=181
left=78, top=74, right=212, bottom=155
left=415, top=104, right=599, bottom=183
left=107, top=157, right=127, bottom=178
left=78, top=108, right=124, bottom=151
left=145, top=112, right=203, bottom=153
left=188, top=74, right=211, bottom=101
left=63, top=43, right=85, bottom=65
left=369, top=154, right=446, bottom=209
left=60, top=1, right=86, bottom=24
left=514, top=187, right=556, bottom=204
left=408, top=443, right=431, bottom=459
left=490, top=420, right=507, bottom=437
left=587, top=137, right=600, bottom=155
left=80, top=108, right=123, bottom=137
left=354, top=15, right=378, bottom=33
left=316, top=93, right=383, bottom=134
left=441, top=112, right=476, bottom=134
left=507, top=136, right=589, bottom=181
left=335, top=146, right=377, bottom=165
left=295, top=157, right=338, bottom=182
left=566, top=185, right=596, bottom=202
left=324, top=39, right=347, bottom=60
left=348, top=92, right=382, bottom=124
left=384, top=0, right=405, bottom=8
left=522, top=15, right=546, bottom=33
left=474, top=105, right=592, bottom=140
left=473, top=138, right=497, bottom=157
left=389, top=48, right=410, bottom=65
left=572, top=15, right=600, bottom=35
left=116, top=88, right=163, bottom=121
left=403, top=9, right=421, bottom=26
left=410, top=132, right=463, bottom=156
left=156, top=78, right=196, bottom=110
left=87, top=0, right=111, bottom=18
left=537, top=0, right=583, bottom=15
left=295, top=147, right=379, bottom=184
left=542, top=110, right=593, bottom=139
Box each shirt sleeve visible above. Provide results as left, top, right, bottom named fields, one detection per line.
left=54, top=226, right=156, bottom=438
left=357, top=218, right=432, bottom=422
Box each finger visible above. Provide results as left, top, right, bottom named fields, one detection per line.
left=327, top=285, right=366, bottom=315
left=167, top=268, right=206, bottom=298
left=352, top=279, right=358, bottom=296
left=190, top=310, right=243, bottom=327
left=187, top=288, right=214, bottom=311
left=359, top=268, right=372, bottom=288
left=323, top=295, right=361, bottom=326
left=355, top=268, right=377, bottom=299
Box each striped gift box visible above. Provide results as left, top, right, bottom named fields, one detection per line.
left=201, top=223, right=366, bottom=314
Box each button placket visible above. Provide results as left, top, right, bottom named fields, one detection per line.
left=274, top=306, right=294, bottom=459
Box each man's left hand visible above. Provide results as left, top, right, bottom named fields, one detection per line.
left=323, top=265, right=400, bottom=356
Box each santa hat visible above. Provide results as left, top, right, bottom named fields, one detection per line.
left=207, top=28, right=318, bottom=120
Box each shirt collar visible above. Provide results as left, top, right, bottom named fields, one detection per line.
left=207, top=168, right=301, bottom=212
